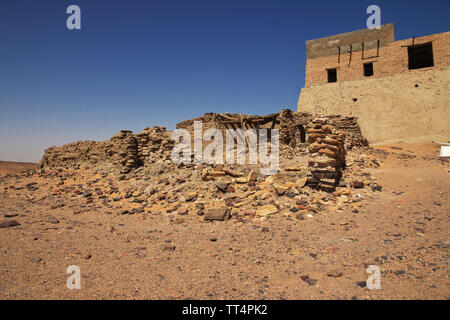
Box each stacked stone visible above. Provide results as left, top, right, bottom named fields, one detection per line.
left=306, top=118, right=346, bottom=192
left=136, top=130, right=150, bottom=165
left=110, top=130, right=139, bottom=174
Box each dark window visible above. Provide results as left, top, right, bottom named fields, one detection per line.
left=364, top=63, right=374, bottom=77
left=298, top=125, right=306, bottom=143
left=327, top=68, right=337, bottom=83
left=408, top=43, right=434, bottom=70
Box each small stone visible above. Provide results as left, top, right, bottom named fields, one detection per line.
left=204, top=208, right=229, bottom=221
left=356, top=281, right=366, bottom=288
left=296, top=177, right=307, bottom=188
left=0, top=220, right=21, bottom=228
left=300, top=275, right=317, bottom=286
left=223, top=167, right=243, bottom=177
left=83, top=253, right=92, bottom=260
left=216, top=178, right=232, bottom=192
left=351, top=181, right=364, bottom=188
left=82, top=191, right=92, bottom=198
left=178, top=207, right=188, bottom=215
left=296, top=213, right=305, bottom=220
left=256, top=205, right=278, bottom=217
left=290, top=207, right=299, bottom=213
left=235, top=177, right=247, bottom=184
left=285, top=192, right=296, bottom=198
left=173, top=218, right=184, bottom=224
left=285, top=166, right=302, bottom=171
left=163, top=244, right=176, bottom=251
left=273, top=184, right=286, bottom=196
left=247, top=171, right=257, bottom=186
left=327, top=270, right=343, bottom=278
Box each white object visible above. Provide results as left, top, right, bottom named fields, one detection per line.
left=439, top=146, right=450, bottom=161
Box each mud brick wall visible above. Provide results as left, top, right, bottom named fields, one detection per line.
left=278, top=109, right=312, bottom=149
left=298, top=30, right=450, bottom=145
left=306, top=118, right=346, bottom=191
left=327, top=116, right=368, bottom=150
left=177, top=110, right=315, bottom=151
left=304, top=28, right=449, bottom=87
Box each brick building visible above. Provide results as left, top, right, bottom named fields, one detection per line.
left=297, top=24, right=450, bottom=144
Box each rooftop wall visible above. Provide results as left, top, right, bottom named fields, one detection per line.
left=306, top=23, right=394, bottom=60
left=304, top=29, right=450, bottom=87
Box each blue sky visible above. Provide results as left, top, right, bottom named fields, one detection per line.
left=0, top=0, right=449, bottom=162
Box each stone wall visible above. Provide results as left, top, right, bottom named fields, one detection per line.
left=175, top=110, right=365, bottom=150
left=306, top=118, right=346, bottom=191
left=39, top=112, right=368, bottom=192
left=39, top=127, right=174, bottom=173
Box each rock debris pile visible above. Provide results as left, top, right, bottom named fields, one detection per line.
left=26, top=110, right=385, bottom=222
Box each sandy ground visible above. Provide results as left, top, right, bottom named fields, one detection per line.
left=0, top=161, right=36, bottom=175
left=0, top=143, right=448, bottom=300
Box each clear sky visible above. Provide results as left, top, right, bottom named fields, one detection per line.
left=0, top=0, right=449, bottom=162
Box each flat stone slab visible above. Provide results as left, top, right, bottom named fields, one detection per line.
left=256, top=205, right=279, bottom=217
left=204, top=208, right=229, bottom=221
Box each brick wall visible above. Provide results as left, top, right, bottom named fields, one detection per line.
left=305, top=30, right=450, bottom=87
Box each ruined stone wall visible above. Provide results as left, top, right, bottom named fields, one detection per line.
left=177, top=110, right=311, bottom=149
left=39, top=112, right=367, bottom=194
left=39, top=127, right=174, bottom=173
left=176, top=110, right=366, bottom=151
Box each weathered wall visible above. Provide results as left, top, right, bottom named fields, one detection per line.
left=39, top=127, right=174, bottom=173
left=298, top=67, right=450, bottom=144
left=306, top=23, right=394, bottom=60
left=304, top=30, right=450, bottom=87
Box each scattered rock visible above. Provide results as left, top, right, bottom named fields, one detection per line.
left=0, top=220, right=21, bottom=228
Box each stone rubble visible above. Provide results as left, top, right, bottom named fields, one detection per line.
left=24, top=110, right=385, bottom=224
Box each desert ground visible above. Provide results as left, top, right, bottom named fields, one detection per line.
left=0, top=142, right=448, bottom=299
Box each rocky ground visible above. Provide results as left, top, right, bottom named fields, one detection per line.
left=0, top=143, right=448, bottom=299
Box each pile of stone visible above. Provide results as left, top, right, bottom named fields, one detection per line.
left=39, top=110, right=367, bottom=196
left=306, top=118, right=346, bottom=191
left=110, top=130, right=139, bottom=173
left=39, top=126, right=174, bottom=174
left=135, top=126, right=174, bottom=166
